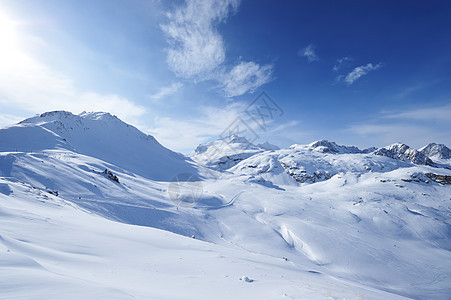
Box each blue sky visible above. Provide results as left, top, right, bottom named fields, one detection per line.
left=0, top=0, right=450, bottom=153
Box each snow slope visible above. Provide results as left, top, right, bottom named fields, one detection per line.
left=372, top=143, right=434, bottom=166
left=420, top=143, right=451, bottom=169
left=191, top=135, right=268, bottom=170
left=0, top=111, right=197, bottom=180
left=1, top=111, right=451, bottom=299
left=0, top=178, right=410, bottom=300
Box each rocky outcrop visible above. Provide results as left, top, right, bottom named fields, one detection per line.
left=192, top=135, right=280, bottom=170
left=425, top=173, right=451, bottom=185
left=372, top=143, right=434, bottom=166
left=280, top=161, right=335, bottom=183
left=420, top=143, right=451, bottom=160
left=291, top=140, right=362, bottom=154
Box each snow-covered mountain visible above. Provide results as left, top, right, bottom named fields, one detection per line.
left=420, top=143, right=451, bottom=160
left=256, top=141, right=280, bottom=151
left=300, top=139, right=362, bottom=153
left=191, top=135, right=266, bottom=170
left=200, top=139, right=443, bottom=185
left=1, top=111, right=451, bottom=299
left=372, top=142, right=434, bottom=166
left=0, top=111, right=196, bottom=180
left=230, top=145, right=407, bottom=185
left=289, top=140, right=376, bottom=154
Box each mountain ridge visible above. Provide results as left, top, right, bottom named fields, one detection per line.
left=3, top=111, right=449, bottom=167
left=1, top=111, right=451, bottom=299
left=1, top=110, right=197, bottom=181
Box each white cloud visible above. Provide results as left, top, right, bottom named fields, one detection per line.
left=347, top=123, right=450, bottom=148
left=299, top=44, right=318, bottom=62
left=382, top=104, right=451, bottom=123
left=148, top=98, right=298, bottom=153
left=347, top=104, right=451, bottom=148
left=393, top=82, right=440, bottom=99
left=268, top=120, right=299, bottom=134
left=0, top=54, right=146, bottom=121
left=148, top=102, right=247, bottom=152
left=220, top=62, right=273, bottom=97
left=161, top=0, right=272, bottom=97
left=149, top=82, right=183, bottom=101
left=161, top=0, right=239, bottom=79
left=0, top=113, right=23, bottom=128
left=342, top=63, right=382, bottom=85
left=332, top=56, right=353, bottom=71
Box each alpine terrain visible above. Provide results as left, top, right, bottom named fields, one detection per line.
left=1, top=111, right=450, bottom=299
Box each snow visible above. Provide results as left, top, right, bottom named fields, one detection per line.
left=1, top=178, right=411, bottom=300
left=239, top=276, right=254, bottom=283
left=191, top=134, right=264, bottom=170
left=420, top=143, right=451, bottom=161
left=1, top=111, right=451, bottom=299
left=306, top=140, right=362, bottom=154
left=5, top=110, right=197, bottom=180
left=256, top=141, right=280, bottom=151
left=372, top=143, right=434, bottom=165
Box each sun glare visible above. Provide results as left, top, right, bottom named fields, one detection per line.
left=0, top=9, right=23, bottom=66
left=0, top=10, right=18, bottom=45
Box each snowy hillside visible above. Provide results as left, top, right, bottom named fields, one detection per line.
left=191, top=135, right=266, bottom=170
left=1, top=111, right=451, bottom=299
left=0, top=111, right=197, bottom=180
left=372, top=143, right=434, bottom=166
left=420, top=143, right=451, bottom=161
left=0, top=177, right=409, bottom=300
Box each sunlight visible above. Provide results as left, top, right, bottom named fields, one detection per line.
left=0, top=9, right=23, bottom=68
left=0, top=10, right=18, bottom=47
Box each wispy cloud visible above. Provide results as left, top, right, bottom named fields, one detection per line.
left=161, top=0, right=272, bottom=97
left=161, top=0, right=238, bottom=79
left=299, top=44, right=318, bottom=62
left=340, top=63, right=382, bottom=85
left=220, top=62, right=273, bottom=97
left=348, top=123, right=439, bottom=147
left=148, top=99, right=296, bottom=152
left=332, top=56, right=353, bottom=71
left=0, top=113, right=23, bottom=128
left=347, top=104, right=451, bottom=148
left=267, top=120, right=299, bottom=134
left=148, top=102, right=247, bottom=152
left=393, top=81, right=440, bottom=99
left=382, top=103, right=451, bottom=123
left=149, top=82, right=183, bottom=101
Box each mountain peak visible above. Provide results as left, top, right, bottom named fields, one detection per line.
left=2, top=110, right=195, bottom=180
left=308, top=140, right=340, bottom=152
left=79, top=111, right=122, bottom=122
left=192, top=135, right=264, bottom=170
left=222, top=134, right=253, bottom=146
left=372, top=143, right=434, bottom=165
left=419, top=143, right=451, bottom=160
left=292, top=140, right=362, bottom=154
left=79, top=111, right=111, bottom=119
left=19, top=110, right=76, bottom=125
left=194, top=135, right=259, bottom=155
left=256, top=141, right=280, bottom=151
left=20, top=110, right=120, bottom=123
left=40, top=110, right=75, bottom=118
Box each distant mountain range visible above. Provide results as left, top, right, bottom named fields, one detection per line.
left=1, top=111, right=450, bottom=299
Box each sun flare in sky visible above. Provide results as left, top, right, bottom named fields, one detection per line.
left=0, top=10, right=21, bottom=67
